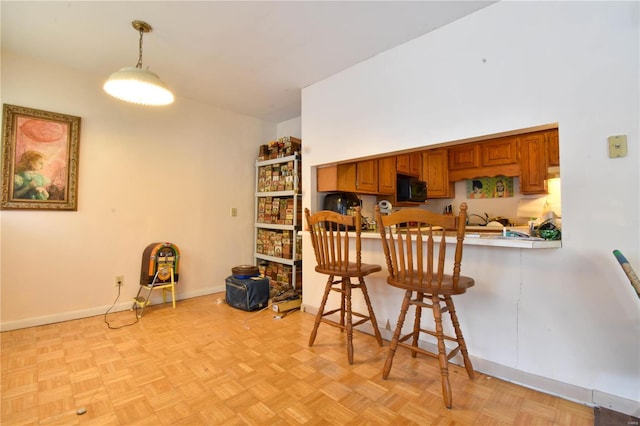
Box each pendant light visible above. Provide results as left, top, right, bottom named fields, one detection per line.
left=104, top=20, right=174, bottom=106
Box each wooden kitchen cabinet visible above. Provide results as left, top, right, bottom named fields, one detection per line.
left=378, top=157, right=396, bottom=194
left=481, top=137, right=518, bottom=167
left=355, top=159, right=378, bottom=193
left=396, top=152, right=421, bottom=176
left=546, top=130, right=560, bottom=167
left=449, top=143, right=480, bottom=170
left=448, top=138, right=521, bottom=182
left=519, top=132, right=548, bottom=194
left=423, top=149, right=454, bottom=198
left=317, top=160, right=379, bottom=194
left=317, top=163, right=356, bottom=192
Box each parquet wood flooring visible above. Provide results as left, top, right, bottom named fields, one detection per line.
left=1, top=292, right=594, bottom=425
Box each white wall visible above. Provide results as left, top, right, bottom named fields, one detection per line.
left=276, top=116, right=301, bottom=140
left=0, top=50, right=276, bottom=329
left=301, top=1, right=639, bottom=412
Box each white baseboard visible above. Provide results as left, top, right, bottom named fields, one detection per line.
left=303, top=305, right=640, bottom=418
left=0, top=286, right=226, bottom=332
left=593, top=390, right=640, bottom=418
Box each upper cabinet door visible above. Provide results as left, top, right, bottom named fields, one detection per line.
left=449, top=144, right=480, bottom=170
left=409, top=152, right=422, bottom=176
left=378, top=157, right=396, bottom=194
left=519, top=132, right=548, bottom=194
left=356, top=159, right=378, bottom=193
left=481, top=137, right=518, bottom=167
left=396, top=154, right=411, bottom=175
left=546, top=130, right=560, bottom=167
left=423, top=149, right=453, bottom=198
left=397, top=153, right=422, bottom=176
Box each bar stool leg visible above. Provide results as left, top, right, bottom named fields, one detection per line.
left=340, top=278, right=346, bottom=331
left=410, top=292, right=424, bottom=357
left=359, top=277, right=383, bottom=346
left=383, top=289, right=412, bottom=379
left=445, top=296, right=475, bottom=379
left=432, top=294, right=452, bottom=409
left=309, top=275, right=334, bottom=347
left=345, top=278, right=354, bottom=364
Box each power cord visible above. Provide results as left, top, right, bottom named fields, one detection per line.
left=273, top=307, right=300, bottom=319
left=242, top=303, right=271, bottom=329
left=103, top=283, right=139, bottom=329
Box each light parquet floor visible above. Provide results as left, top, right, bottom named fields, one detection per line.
left=1, top=292, right=594, bottom=425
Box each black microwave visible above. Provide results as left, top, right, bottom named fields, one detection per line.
left=397, top=176, right=427, bottom=202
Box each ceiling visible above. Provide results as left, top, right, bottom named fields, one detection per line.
left=1, top=1, right=495, bottom=123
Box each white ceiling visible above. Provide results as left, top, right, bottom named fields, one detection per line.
left=1, top=1, right=494, bottom=123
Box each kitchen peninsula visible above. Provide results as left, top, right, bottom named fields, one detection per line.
left=301, top=213, right=565, bottom=404
left=304, top=124, right=564, bottom=392
left=359, top=228, right=561, bottom=249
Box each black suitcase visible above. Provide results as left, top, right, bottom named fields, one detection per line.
left=225, top=276, right=270, bottom=311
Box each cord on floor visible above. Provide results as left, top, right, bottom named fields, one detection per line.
left=103, top=284, right=139, bottom=329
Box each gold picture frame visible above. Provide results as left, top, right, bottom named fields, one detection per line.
left=1, top=104, right=81, bottom=210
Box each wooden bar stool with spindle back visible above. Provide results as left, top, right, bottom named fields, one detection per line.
left=304, top=206, right=383, bottom=364
left=375, top=202, right=475, bottom=408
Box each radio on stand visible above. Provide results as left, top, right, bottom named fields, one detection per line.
left=133, top=242, right=181, bottom=317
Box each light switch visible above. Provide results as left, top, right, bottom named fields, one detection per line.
left=608, top=135, right=627, bottom=158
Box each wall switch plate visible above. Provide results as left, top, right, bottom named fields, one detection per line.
left=608, top=135, right=627, bottom=158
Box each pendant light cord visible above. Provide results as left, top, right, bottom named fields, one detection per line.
left=136, top=27, right=144, bottom=69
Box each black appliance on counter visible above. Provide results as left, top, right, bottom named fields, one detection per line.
left=322, top=192, right=361, bottom=230
left=323, top=192, right=361, bottom=215
left=397, top=175, right=427, bottom=202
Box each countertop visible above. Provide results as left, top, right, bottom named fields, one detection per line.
left=358, top=226, right=561, bottom=249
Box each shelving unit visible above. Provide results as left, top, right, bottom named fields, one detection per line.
left=254, top=153, right=302, bottom=296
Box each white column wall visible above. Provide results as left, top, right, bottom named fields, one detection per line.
left=301, top=1, right=639, bottom=411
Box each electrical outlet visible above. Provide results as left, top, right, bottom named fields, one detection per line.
left=230, top=207, right=238, bottom=217
left=608, top=135, right=627, bottom=158
left=115, top=275, right=124, bottom=287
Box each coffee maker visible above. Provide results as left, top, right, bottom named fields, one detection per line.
left=322, top=192, right=361, bottom=215
left=322, top=192, right=361, bottom=230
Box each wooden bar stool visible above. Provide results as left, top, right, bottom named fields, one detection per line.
left=375, top=203, right=475, bottom=408
left=304, top=206, right=383, bottom=364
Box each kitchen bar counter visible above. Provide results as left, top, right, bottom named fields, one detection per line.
left=358, top=228, right=561, bottom=249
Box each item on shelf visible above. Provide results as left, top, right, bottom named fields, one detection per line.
left=260, top=259, right=302, bottom=298
left=257, top=136, right=301, bottom=160
left=256, top=229, right=294, bottom=259
left=257, top=160, right=301, bottom=193
left=256, top=196, right=302, bottom=225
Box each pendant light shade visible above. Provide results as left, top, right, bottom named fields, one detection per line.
left=104, top=20, right=174, bottom=106
left=104, top=67, right=174, bottom=105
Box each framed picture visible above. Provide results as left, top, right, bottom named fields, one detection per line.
left=467, top=176, right=514, bottom=199
left=1, top=104, right=81, bottom=210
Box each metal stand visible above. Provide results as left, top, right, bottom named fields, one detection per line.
left=132, top=267, right=176, bottom=318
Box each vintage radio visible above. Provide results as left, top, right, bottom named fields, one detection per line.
left=140, top=242, right=181, bottom=285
